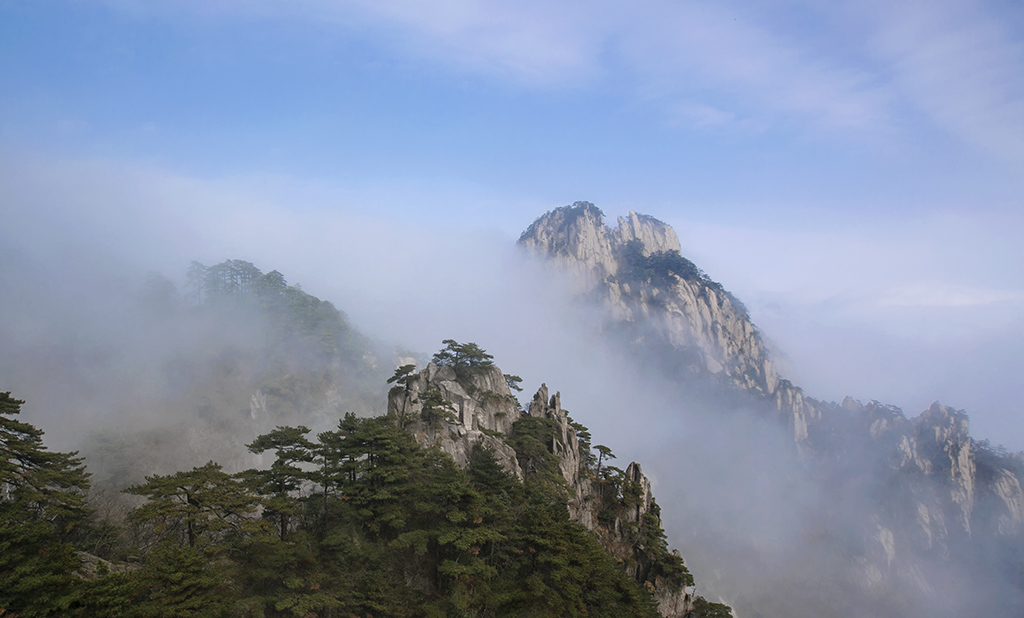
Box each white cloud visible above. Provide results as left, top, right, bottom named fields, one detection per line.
left=616, top=1, right=890, bottom=131
left=860, top=0, right=1024, bottom=166
left=876, top=284, right=1024, bottom=308
left=94, top=0, right=891, bottom=131
left=92, top=0, right=1024, bottom=162
left=336, top=0, right=608, bottom=85
left=670, top=103, right=738, bottom=130
left=5, top=148, right=1023, bottom=442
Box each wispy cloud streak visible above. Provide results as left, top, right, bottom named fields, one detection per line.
left=861, top=0, right=1024, bottom=166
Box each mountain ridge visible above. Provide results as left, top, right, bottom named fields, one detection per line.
left=518, top=202, right=819, bottom=443
left=516, top=201, right=1024, bottom=617
left=385, top=353, right=709, bottom=617
left=4, top=205, right=1022, bottom=617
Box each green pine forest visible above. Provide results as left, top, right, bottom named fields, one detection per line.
left=1, top=260, right=732, bottom=618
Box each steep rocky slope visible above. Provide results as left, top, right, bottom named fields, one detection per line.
left=518, top=203, right=819, bottom=443
left=387, top=360, right=707, bottom=617
left=829, top=398, right=1024, bottom=593
left=517, top=202, right=1024, bottom=616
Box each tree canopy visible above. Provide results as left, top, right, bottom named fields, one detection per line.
left=1, top=332, right=722, bottom=617
left=432, top=339, right=494, bottom=374
left=1, top=392, right=91, bottom=616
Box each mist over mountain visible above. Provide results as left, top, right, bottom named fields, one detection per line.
left=2, top=197, right=1022, bottom=616
left=0, top=232, right=729, bottom=616
left=0, top=252, right=397, bottom=478
left=4, top=1, right=1024, bottom=614
left=516, top=202, right=1024, bottom=617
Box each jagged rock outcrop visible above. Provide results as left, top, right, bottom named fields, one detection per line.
left=526, top=383, right=593, bottom=528
left=517, top=203, right=1024, bottom=615
left=988, top=469, right=1024, bottom=535
left=518, top=202, right=818, bottom=443
left=524, top=380, right=686, bottom=616
left=388, top=361, right=695, bottom=617
left=518, top=382, right=695, bottom=616
left=913, top=403, right=976, bottom=535
left=841, top=400, right=979, bottom=541
left=387, top=363, right=523, bottom=478
left=811, top=395, right=1024, bottom=609
left=597, top=461, right=693, bottom=618
left=519, top=205, right=682, bottom=292
left=74, top=551, right=136, bottom=579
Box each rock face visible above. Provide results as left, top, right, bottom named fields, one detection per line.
left=912, top=403, right=976, bottom=535
left=838, top=399, right=976, bottom=576
left=518, top=202, right=818, bottom=443
left=387, top=361, right=695, bottom=617
left=989, top=470, right=1024, bottom=535
left=522, top=380, right=688, bottom=617
left=517, top=202, right=1024, bottom=615
left=387, top=363, right=524, bottom=478
left=525, top=383, right=593, bottom=528
left=519, top=205, right=682, bottom=292
left=835, top=397, right=1024, bottom=577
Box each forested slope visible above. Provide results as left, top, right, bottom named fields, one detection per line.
left=1, top=340, right=731, bottom=617
left=1, top=258, right=731, bottom=617
left=77, top=259, right=397, bottom=487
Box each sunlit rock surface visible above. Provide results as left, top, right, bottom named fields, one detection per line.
left=518, top=202, right=816, bottom=443
left=388, top=362, right=694, bottom=617
left=517, top=202, right=1024, bottom=616
left=387, top=363, right=524, bottom=478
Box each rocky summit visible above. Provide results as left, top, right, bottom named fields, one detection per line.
left=517, top=201, right=1024, bottom=617
left=518, top=202, right=819, bottom=443
left=388, top=359, right=697, bottom=617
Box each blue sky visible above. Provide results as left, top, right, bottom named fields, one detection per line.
left=2, top=0, right=1024, bottom=445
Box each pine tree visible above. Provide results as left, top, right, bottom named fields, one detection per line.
left=231, top=526, right=345, bottom=618
left=185, top=261, right=207, bottom=304
left=246, top=426, right=314, bottom=541
left=691, top=595, right=735, bottom=617
left=69, top=568, right=144, bottom=618
left=416, top=387, right=457, bottom=425
left=132, top=542, right=234, bottom=618
left=0, top=392, right=91, bottom=616
left=339, top=417, right=425, bottom=540
left=431, top=339, right=494, bottom=380
left=125, top=461, right=258, bottom=550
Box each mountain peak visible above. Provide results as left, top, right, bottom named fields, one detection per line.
left=518, top=203, right=798, bottom=414
left=518, top=202, right=682, bottom=288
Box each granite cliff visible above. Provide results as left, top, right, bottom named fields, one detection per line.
left=517, top=202, right=1024, bottom=616
left=518, top=202, right=819, bottom=444
left=387, top=359, right=706, bottom=617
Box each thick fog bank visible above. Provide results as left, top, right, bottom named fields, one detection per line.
left=2, top=157, right=1022, bottom=616
left=673, top=216, right=1024, bottom=451
left=3, top=153, right=1020, bottom=447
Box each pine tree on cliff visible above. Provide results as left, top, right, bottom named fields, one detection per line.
left=432, top=339, right=494, bottom=380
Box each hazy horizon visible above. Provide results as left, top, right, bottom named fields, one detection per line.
left=2, top=1, right=1023, bottom=442
left=3, top=156, right=1020, bottom=453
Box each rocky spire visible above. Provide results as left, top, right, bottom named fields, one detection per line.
left=388, top=359, right=697, bottom=617
left=387, top=362, right=524, bottom=478
left=517, top=203, right=1024, bottom=612
left=518, top=201, right=819, bottom=442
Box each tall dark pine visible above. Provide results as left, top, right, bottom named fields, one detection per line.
left=0, top=392, right=91, bottom=615
left=126, top=461, right=257, bottom=549
left=246, top=426, right=315, bottom=541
